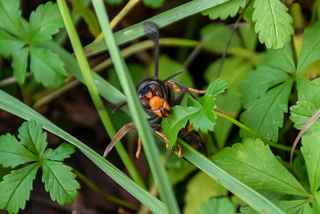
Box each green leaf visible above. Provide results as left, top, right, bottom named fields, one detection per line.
left=0, top=29, right=25, bottom=57
left=297, top=24, right=320, bottom=73
left=162, top=106, right=199, bottom=149
left=184, top=171, right=227, bottom=214
left=42, top=160, right=80, bottom=205
left=240, top=69, right=293, bottom=141
left=240, top=206, right=260, bottom=214
left=197, top=198, right=235, bottom=214
left=202, top=0, right=247, bottom=20
left=143, top=0, right=164, bottom=9
left=69, top=0, right=100, bottom=37
left=274, top=200, right=310, bottom=214
left=12, top=47, right=29, bottom=84
left=296, top=76, right=320, bottom=102
left=0, top=134, right=38, bottom=168
left=252, top=0, right=294, bottom=49
left=28, top=2, right=64, bottom=45
left=18, top=120, right=47, bottom=157
left=29, top=47, right=67, bottom=88
left=266, top=44, right=295, bottom=73
left=44, top=143, right=76, bottom=161
left=290, top=99, right=320, bottom=194
left=212, top=138, right=308, bottom=196
left=293, top=153, right=309, bottom=187
left=103, top=0, right=123, bottom=5
left=205, top=78, right=229, bottom=97
left=0, top=162, right=41, bottom=214
left=0, top=0, right=26, bottom=39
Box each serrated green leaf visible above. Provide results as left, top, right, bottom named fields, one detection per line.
left=69, top=0, right=100, bottom=37
left=0, top=29, right=25, bottom=57
left=296, top=76, right=320, bottom=102
left=297, top=24, right=320, bottom=73
left=0, top=0, right=26, bottom=39
left=0, top=134, right=38, bottom=168
left=0, top=162, right=41, bottom=214
left=266, top=44, right=295, bottom=73
left=202, top=0, right=247, bottom=20
left=18, top=120, right=47, bottom=157
left=240, top=75, right=293, bottom=141
left=205, top=78, right=229, bottom=97
left=12, top=47, right=29, bottom=84
left=190, top=95, right=216, bottom=133
left=162, top=106, right=199, bottom=149
left=29, top=47, right=67, bottom=88
left=240, top=65, right=292, bottom=108
left=143, top=0, right=164, bottom=9
left=197, top=198, right=235, bottom=214
left=45, top=143, right=76, bottom=161
left=290, top=99, right=320, bottom=194
left=28, top=2, right=64, bottom=45
left=42, top=160, right=80, bottom=205
left=274, top=200, right=310, bottom=214
left=184, top=171, right=227, bottom=214
left=212, top=138, right=308, bottom=196
left=252, top=0, right=294, bottom=49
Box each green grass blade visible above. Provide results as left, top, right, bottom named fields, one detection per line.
left=178, top=139, right=285, bottom=214
left=84, top=0, right=229, bottom=55
left=57, top=0, right=145, bottom=189
left=0, top=90, right=165, bottom=214
left=92, top=0, right=180, bottom=213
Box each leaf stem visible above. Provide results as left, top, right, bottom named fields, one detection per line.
left=215, top=111, right=299, bottom=154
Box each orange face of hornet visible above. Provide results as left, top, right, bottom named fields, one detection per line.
left=138, top=80, right=171, bottom=118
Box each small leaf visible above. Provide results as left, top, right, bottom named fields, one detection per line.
left=183, top=171, right=227, bottom=214
left=205, top=78, right=229, bottom=97
left=0, top=162, right=41, bottom=214
left=29, top=47, right=67, bottom=88
left=297, top=24, right=320, bottom=73
left=197, top=198, right=235, bottom=214
left=12, top=47, right=29, bottom=84
left=212, top=138, right=308, bottom=196
left=143, top=0, right=164, bottom=9
left=42, top=160, right=80, bottom=205
left=28, top=2, right=64, bottom=45
left=0, top=0, right=26, bottom=39
left=252, top=0, right=294, bottom=49
left=18, top=120, right=47, bottom=157
left=202, top=0, right=247, bottom=20
left=0, top=134, right=38, bottom=168
left=45, top=143, right=76, bottom=161
left=0, top=29, right=25, bottom=57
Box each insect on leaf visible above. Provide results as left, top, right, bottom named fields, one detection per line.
left=252, top=0, right=294, bottom=49
left=0, top=162, right=41, bottom=214
left=212, top=138, right=308, bottom=196
left=42, top=160, right=80, bottom=205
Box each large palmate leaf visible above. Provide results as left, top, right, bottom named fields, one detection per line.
left=212, top=139, right=308, bottom=196
left=252, top=0, right=294, bottom=49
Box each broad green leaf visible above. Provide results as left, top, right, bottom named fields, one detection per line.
left=12, top=47, right=29, bottom=84
left=296, top=75, right=320, bottom=102
left=0, top=134, right=38, bottom=168
left=44, top=143, right=76, bottom=161
left=202, top=0, right=247, bottom=20
left=212, top=139, right=308, bottom=196
left=0, top=162, right=41, bottom=214
left=197, top=198, right=235, bottom=214
left=42, top=160, right=80, bottom=205
left=162, top=106, right=199, bottom=149
left=290, top=99, right=320, bottom=194
left=143, top=0, right=164, bottom=9
left=29, top=47, right=67, bottom=88
left=297, top=24, right=320, bottom=73
left=266, top=44, right=295, bottom=73
left=252, top=0, right=294, bottom=49
left=0, top=0, right=26, bottom=39
left=0, top=29, right=24, bottom=57
left=28, top=2, right=64, bottom=45
left=69, top=0, right=100, bottom=37
left=240, top=77, right=293, bottom=141
left=274, top=200, right=310, bottom=214
left=184, top=171, right=227, bottom=214
left=18, top=120, right=47, bottom=157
